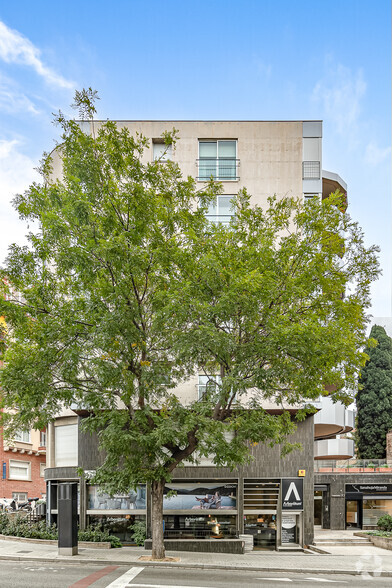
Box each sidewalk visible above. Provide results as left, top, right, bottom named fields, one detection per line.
left=0, top=534, right=392, bottom=577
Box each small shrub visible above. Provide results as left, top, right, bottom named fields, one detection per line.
left=130, top=520, right=146, bottom=546
left=377, top=514, right=392, bottom=532
left=78, top=525, right=122, bottom=548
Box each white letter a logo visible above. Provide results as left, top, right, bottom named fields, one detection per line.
left=284, top=482, right=300, bottom=501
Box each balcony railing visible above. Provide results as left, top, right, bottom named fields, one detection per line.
left=197, top=158, right=240, bottom=181
left=303, top=161, right=320, bottom=180
left=315, top=458, right=392, bottom=473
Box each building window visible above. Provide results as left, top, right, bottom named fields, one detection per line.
left=198, top=140, right=238, bottom=181
left=303, top=193, right=321, bottom=203
left=12, top=492, right=28, bottom=502
left=206, top=195, right=235, bottom=225
left=40, top=431, right=46, bottom=447
left=14, top=430, right=31, bottom=443
left=153, top=141, right=172, bottom=162
left=198, top=375, right=222, bottom=400
left=302, top=161, right=320, bottom=180
left=54, top=424, right=78, bottom=467
left=40, top=463, right=46, bottom=478
left=9, top=460, right=31, bottom=481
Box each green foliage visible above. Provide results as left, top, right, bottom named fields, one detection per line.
left=0, top=514, right=57, bottom=540
left=356, top=325, right=392, bottom=459
left=0, top=90, right=380, bottom=556
left=130, top=520, right=147, bottom=546
left=78, top=524, right=122, bottom=547
left=377, top=514, right=392, bottom=532
left=0, top=514, right=121, bottom=547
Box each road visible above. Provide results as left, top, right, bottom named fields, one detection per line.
left=0, top=562, right=390, bottom=587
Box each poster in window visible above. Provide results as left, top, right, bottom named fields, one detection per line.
left=163, top=482, right=237, bottom=510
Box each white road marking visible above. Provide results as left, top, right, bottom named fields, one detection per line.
left=255, top=580, right=292, bottom=583
left=126, top=584, right=229, bottom=588
left=105, top=566, right=144, bottom=587
left=305, top=579, right=348, bottom=583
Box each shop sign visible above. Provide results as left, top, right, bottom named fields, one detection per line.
left=346, top=484, right=392, bottom=494
left=282, top=478, right=303, bottom=511
left=281, top=514, right=297, bottom=544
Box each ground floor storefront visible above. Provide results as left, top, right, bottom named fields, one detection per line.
left=45, top=475, right=308, bottom=550
left=314, top=474, right=392, bottom=530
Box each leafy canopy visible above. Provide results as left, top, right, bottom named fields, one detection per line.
left=0, top=92, right=380, bottom=494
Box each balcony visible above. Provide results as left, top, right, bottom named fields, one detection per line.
left=314, top=397, right=350, bottom=439
left=196, top=159, right=240, bottom=181
left=314, top=438, right=355, bottom=460
left=315, top=458, right=392, bottom=473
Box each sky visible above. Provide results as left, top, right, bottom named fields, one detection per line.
left=0, top=0, right=390, bottom=317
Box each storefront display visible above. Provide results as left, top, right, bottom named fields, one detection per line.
left=163, top=482, right=237, bottom=511
left=244, top=514, right=277, bottom=549
left=163, top=514, right=237, bottom=539
left=87, top=484, right=146, bottom=510
left=87, top=514, right=145, bottom=543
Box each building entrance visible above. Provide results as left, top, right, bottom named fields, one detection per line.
left=244, top=514, right=277, bottom=549
left=346, top=500, right=362, bottom=528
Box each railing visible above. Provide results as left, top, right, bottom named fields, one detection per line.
left=303, top=161, right=321, bottom=180
left=197, top=158, right=240, bottom=181
left=315, top=458, right=392, bottom=473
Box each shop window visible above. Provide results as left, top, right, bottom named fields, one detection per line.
left=9, top=459, right=30, bottom=480
left=363, top=499, right=392, bottom=526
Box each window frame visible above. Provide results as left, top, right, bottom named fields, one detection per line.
left=198, top=140, right=239, bottom=181
left=152, top=140, right=173, bottom=162
left=12, top=492, right=28, bottom=502
left=206, top=194, right=236, bottom=225
left=9, top=459, right=31, bottom=481
left=14, top=430, right=31, bottom=444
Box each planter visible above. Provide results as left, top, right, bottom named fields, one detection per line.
left=354, top=532, right=392, bottom=552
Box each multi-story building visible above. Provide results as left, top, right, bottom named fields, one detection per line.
left=1, top=297, right=46, bottom=503
left=45, top=120, right=349, bottom=550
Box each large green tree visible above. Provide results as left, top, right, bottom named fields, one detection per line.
left=356, top=325, right=392, bottom=459
left=0, top=91, right=380, bottom=558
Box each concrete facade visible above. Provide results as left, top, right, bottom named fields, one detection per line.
left=45, top=119, right=350, bottom=550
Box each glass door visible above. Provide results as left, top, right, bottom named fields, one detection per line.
left=346, top=500, right=361, bottom=528
left=244, top=514, right=277, bottom=550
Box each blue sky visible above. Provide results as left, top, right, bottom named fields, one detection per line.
left=0, top=0, right=390, bottom=317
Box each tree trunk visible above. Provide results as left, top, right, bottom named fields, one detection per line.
left=151, top=478, right=166, bottom=559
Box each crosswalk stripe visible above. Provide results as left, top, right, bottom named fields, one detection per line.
left=105, top=566, right=144, bottom=588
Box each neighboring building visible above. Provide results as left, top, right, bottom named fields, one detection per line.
left=0, top=295, right=46, bottom=502
left=0, top=424, right=46, bottom=501
left=45, top=120, right=348, bottom=549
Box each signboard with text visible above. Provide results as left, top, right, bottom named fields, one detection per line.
left=281, top=478, right=303, bottom=511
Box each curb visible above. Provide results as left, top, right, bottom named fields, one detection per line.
left=1, top=554, right=392, bottom=577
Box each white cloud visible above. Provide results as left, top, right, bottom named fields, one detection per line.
left=0, top=138, right=39, bottom=264
left=0, top=72, right=40, bottom=114
left=0, top=20, right=74, bottom=89
left=312, top=62, right=366, bottom=136
left=365, top=141, right=391, bottom=166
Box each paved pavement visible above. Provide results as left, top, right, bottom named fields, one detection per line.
left=0, top=530, right=391, bottom=577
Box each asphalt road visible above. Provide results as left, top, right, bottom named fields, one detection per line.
left=0, top=562, right=391, bottom=588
